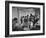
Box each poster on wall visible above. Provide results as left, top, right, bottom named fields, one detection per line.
left=5, top=1, right=45, bottom=37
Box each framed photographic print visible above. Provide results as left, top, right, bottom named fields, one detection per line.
left=5, top=1, right=45, bottom=37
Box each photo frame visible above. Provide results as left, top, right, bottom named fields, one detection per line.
left=5, top=1, right=45, bottom=37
